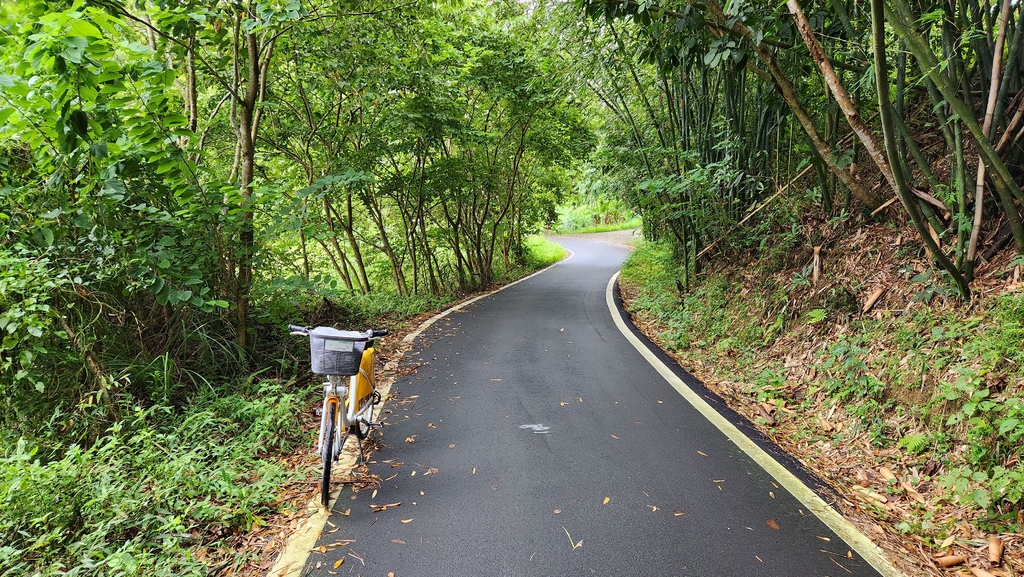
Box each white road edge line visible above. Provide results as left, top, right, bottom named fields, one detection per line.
left=605, top=271, right=906, bottom=577
left=402, top=248, right=574, bottom=344
left=269, top=250, right=573, bottom=577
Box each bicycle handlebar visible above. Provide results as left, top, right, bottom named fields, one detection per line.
left=287, top=324, right=388, bottom=339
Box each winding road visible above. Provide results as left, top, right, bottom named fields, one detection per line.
left=300, top=234, right=893, bottom=577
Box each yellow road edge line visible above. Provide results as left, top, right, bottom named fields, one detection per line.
left=605, top=271, right=907, bottom=577
left=270, top=252, right=573, bottom=576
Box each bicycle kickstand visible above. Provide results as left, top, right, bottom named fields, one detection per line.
left=355, top=434, right=366, bottom=466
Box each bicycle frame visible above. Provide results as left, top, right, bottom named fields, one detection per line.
left=317, top=345, right=378, bottom=461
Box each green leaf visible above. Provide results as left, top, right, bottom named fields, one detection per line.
left=998, top=418, right=1020, bottom=436
left=971, top=488, right=990, bottom=508
left=33, top=227, right=54, bottom=247
left=61, top=37, right=89, bottom=64
left=69, top=109, right=89, bottom=137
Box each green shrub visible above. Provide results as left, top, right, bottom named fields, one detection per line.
left=0, top=381, right=308, bottom=576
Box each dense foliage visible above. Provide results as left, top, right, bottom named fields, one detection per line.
left=5, top=0, right=1024, bottom=571
left=0, top=0, right=586, bottom=572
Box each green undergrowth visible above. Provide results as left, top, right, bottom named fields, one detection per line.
left=554, top=196, right=639, bottom=233
left=620, top=239, right=1024, bottom=534
left=0, top=381, right=308, bottom=576
left=563, top=218, right=642, bottom=234
left=523, top=235, right=568, bottom=267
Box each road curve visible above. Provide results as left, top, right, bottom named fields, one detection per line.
left=304, top=235, right=886, bottom=577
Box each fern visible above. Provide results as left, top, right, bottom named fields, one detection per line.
left=899, top=433, right=930, bottom=455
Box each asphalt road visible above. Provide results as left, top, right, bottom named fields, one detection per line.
left=305, top=235, right=884, bottom=577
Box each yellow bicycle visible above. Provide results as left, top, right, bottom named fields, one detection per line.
left=289, top=325, right=388, bottom=507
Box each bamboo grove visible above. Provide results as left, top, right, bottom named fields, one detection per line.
left=573, top=0, right=1024, bottom=297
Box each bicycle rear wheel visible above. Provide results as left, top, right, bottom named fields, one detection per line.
left=321, top=404, right=337, bottom=508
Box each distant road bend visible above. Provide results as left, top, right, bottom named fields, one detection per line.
left=303, top=233, right=894, bottom=577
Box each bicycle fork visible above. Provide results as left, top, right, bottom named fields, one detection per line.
left=318, top=376, right=345, bottom=461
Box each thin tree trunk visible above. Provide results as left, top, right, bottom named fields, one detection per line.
left=969, top=0, right=1014, bottom=270
left=872, top=0, right=971, bottom=298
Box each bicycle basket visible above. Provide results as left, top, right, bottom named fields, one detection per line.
left=309, top=327, right=367, bottom=376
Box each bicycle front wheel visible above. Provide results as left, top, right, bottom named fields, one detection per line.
left=321, top=404, right=337, bottom=508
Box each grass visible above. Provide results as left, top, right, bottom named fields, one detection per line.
left=559, top=217, right=642, bottom=234
left=0, top=381, right=308, bottom=576
left=524, top=234, right=567, bottom=267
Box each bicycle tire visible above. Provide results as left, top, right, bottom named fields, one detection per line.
left=321, top=404, right=336, bottom=508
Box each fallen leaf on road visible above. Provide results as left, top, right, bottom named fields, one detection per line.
left=401, top=519, right=414, bottom=524
left=427, top=423, right=437, bottom=428
left=648, top=505, right=658, bottom=512
left=560, top=401, right=567, bottom=406
left=816, top=536, right=831, bottom=542
left=602, top=496, right=610, bottom=505
left=554, top=509, right=562, bottom=514
left=472, top=468, right=476, bottom=475
left=405, top=435, right=417, bottom=443
left=492, top=485, right=499, bottom=491
left=391, top=539, right=406, bottom=545
left=673, top=510, right=686, bottom=516
left=449, top=444, right=456, bottom=448
left=334, top=559, right=344, bottom=569
left=611, top=435, right=619, bottom=439
left=697, top=451, right=708, bottom=456
left=766, top=519, right=780, bottom=530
